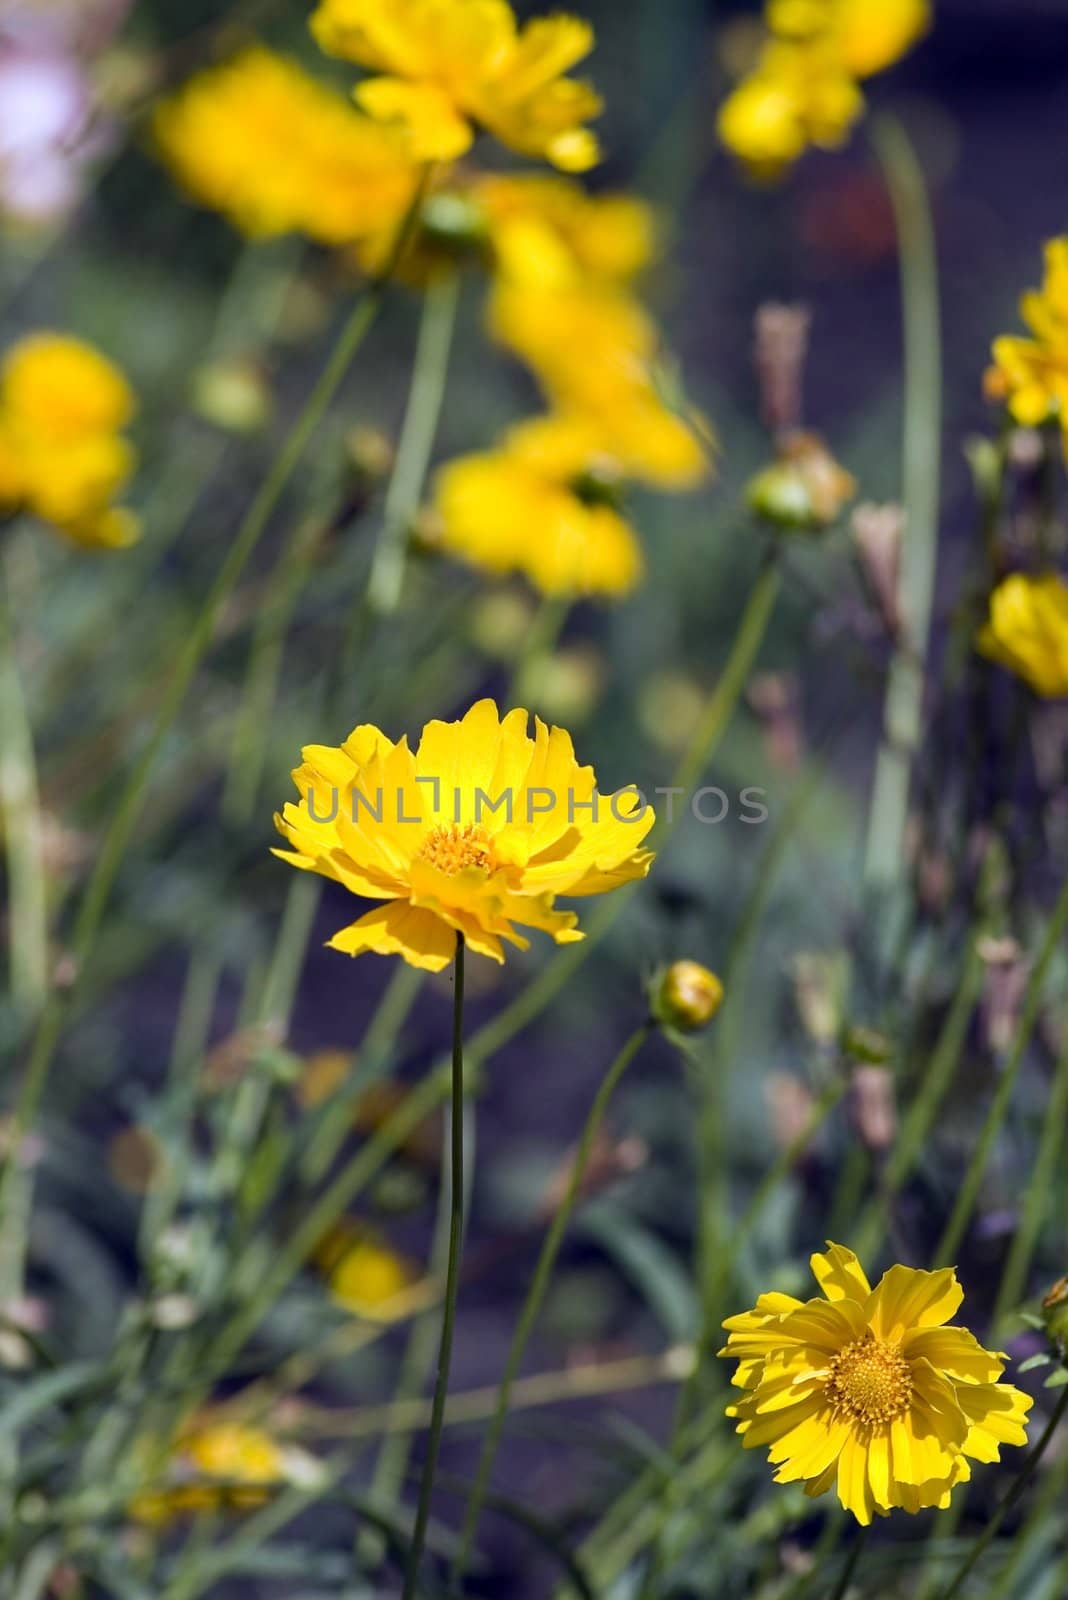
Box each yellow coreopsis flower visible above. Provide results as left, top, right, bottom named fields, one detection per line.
left=316, top=1222, right=423, bottom=1319
left=0, top=333, right=139, bottom=549
left=473, top=173, right=656, bottom=289
left=720, top=1242, right=1032, bottom=1525
left=977, top=572, right=1068, bottom=698
left=273, top=698, right=655, bottom=971
left=434, top=414, right=644, bottom=600
left=154, top=47, right=422, bottom=247
left=988, top=238, right=1068, bottom=454
left=719, top=0, right=929, bottom=176
left=490, top=280, right=710, bottom=490
left=310, top=0, right=602, bottom=170
left=129, top=1421, right=289, bottom=1523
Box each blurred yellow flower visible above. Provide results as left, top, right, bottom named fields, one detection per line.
left=130, top=1420, right=288, bottom=1524
left=988, top=238, right=1068, bottom=452
left=474, top=173, right=656, bottom=289
left=273, top=698, right=655, bottom=970
left=435, top=414, right=645, bottom=600
left=154, top=47, right=421, bottom=246
left=977, top=572, right=1068, bottom=698
left=720, top=1242, right=1032, bottom=1525
left=720, top=0, right=929, bottom=176
left=317, top=1223, right=422, bottom=1319
left=310, top=0, right=602, bottom=170
left=0, top=333, right=139, bottom=549
left=489, top=280, right=710, bottom=490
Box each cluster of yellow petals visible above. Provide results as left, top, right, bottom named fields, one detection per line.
left=310, top=0, right=601, bottom=171
left=977, top=571, right=1068, bottom=698
left=435, top=414, right=644, bottom=599
left=987, top=238, right=1068, bottom=457
left=153, top=47, right=422, bottom=246
left=0, top=334, right=139, bottom=550
left=129, top=1420, right=289, bottom=1523
left=315, top=1221, right=423, bottom=1320
left=720, top=1243, right=1032, bottom=1525
left=273, top=699, right=655, bottom=971
left=718, top=0, right=930, bottom=177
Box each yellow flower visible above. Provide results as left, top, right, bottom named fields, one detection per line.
left=310, top=0, right=602, bottom=170
left=977, top=572, right=1068, bottom=698
left=473, top=173, right=656, bottom=289
left=154, top=47, right=421, bottom=246
left=0, top=333, right=139, bottom=549
left=129, top=1421, right=288, bottom=1524
left=273, top=698, right=655, bottom=971
left=988, top=238, right=1068, bottom=451
left=720, top=1242, right=1032, bottom=1525
left=317, top=1222, right=422, bottom=1319
left=720, top=0, right=929, bottom=176
left=489, top=280, right=710, bottom=490
left=434, top=414, right=645, bottom=600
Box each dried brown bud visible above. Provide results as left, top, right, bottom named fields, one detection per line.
left=850, top=1064, right=896, bottom=1152
left=754, top=303, right=811, bottom=434
left=977, top=937, right=1029, bottom=1056
left=538, top=1129, right=647, bottom=1220
left=851, top=502, right=903, bottom=634
left=1041, top=1276, right=1068, bottom=1344
left=765, top=1072, right=816, bottom=1151
left=747, top=671, right=804, bottom=773
left=653, top=961, right=724, bottom=1032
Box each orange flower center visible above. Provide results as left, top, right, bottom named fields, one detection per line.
left=418, top=821, right=496, bottom=876
left=826, top=1331, right=912, bottom=1426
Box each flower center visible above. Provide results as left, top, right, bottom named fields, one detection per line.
left=418, top=821, right=496, bottom=876
left=825, top=1331, right=913, bottom=1426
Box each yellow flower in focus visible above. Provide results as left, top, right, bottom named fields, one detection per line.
left=435, top=415, right=644, bottom=600
left=988, top=239, right=1068, bottom=452
left=273, top=698, right=655, bottom=970
left=720, top=0, right=929, bottom=176
left=310, top=0, right=602, bottom=170
left=129, top=1421, right=288, bottom=1524
left=0, top=334, right=139, bottom=550
left=720, top=1242, right=1032, bottom=1525
left=154, top=47, right=421, bottom=246
left=489, top=280, right=710, bottom=490
left=977, top=572, right=1068, bottom=698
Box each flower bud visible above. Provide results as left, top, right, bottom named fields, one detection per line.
left=747, top=431, right=856, bottom=532
left=191, top=356, right=272, bottom=434
left=653, top=961, right=724, bottom=1032
left=1042, top=1277, right=1068, bottom=1345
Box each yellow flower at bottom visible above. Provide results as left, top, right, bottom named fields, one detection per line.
left=977, top=571, right=1068, bottom=697
left=0, top=334, right=139, bottom=549
left=273, top=698, right=655, bottom=970
left=720, top=1243, right=1032, bottom=1525
left=434, top=415, right=645, bottom=600
left=310, top=0, right=602, bottom=170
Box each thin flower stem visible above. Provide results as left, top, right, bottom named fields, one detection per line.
left=863, top=114, right=942, bottom=894
left=402, top=934, right=467, bottom=1600
left=991, top=1029, right=1068, bottom=1336
left=452, top=1018, right=656, bottom=1583
left=933, top=872, right=1068, bottom=1267
left=934, top=1383, right=1068, bottom=1600
left=0, top=554, right=48, bottom=1015
left=830, top=1522, right=872, bottom=1600
left=2, top=173, right=431, bottom=1182
left=366, top=270, right=460, bottom=615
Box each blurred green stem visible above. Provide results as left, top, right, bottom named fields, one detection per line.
left=831, top=1523, right=872, bottom=1600
left=506, top=595, right=571, bottom=708
left=991, top=1027, right=1068, bottom=1336
left=402, top=934, right=466, bottom=1600
left=933, top=871, right=1068, bottom=1266
left=0, top=553, right=47, bottom=1016
left=935, top=1384, right=1068, bottom=1600
left=4, top=178, right=430, bottom=1179
left=452, top=1018, right=656, bottom=1582
left=863, top=115, right=942, bottom=894
left=366, top=270, right=460, bottom=616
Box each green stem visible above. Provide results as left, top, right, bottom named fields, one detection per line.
left=0, top=556, right=48, bottom=1014
left=830, top=1522, right=872, bottom=1600
left=990, top=1029, right=1068, bottom=1335
left=402, top=934, right=466, bottom=1600
left=934, top=1384, right=1068, bottom=1600
left=452, top=1019, right=656, bottom=1582
left=367, top=270, right=460, bottom=615
left=3, top=178, right=430, bottom=1170
left=863, top=115, right=942, bottom=892
left=933, top=873, right=1068, bottom=1266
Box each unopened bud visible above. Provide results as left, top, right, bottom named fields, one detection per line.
left=1042, top=1277, right=1068, bottom=1344
left=850, top=1064, right=896, bottom=1152
left=841, top=1026, right=894, bottom=1067
left=653, top=961, right=724, bottom=1032
left=191, top=357, right=272, bottom=435
left=747, top=431, right=856, bottom=533
left=754, top=303, right=811, bottom=434
left=851, top=502, right=903, bottom=634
